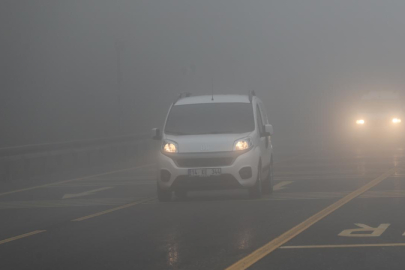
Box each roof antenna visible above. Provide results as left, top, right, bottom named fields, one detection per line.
left=211, top=77, right=214, bottom=101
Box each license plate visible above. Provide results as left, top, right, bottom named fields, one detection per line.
left=188, top=168, right=222, bottom=177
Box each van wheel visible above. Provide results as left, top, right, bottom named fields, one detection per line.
left=175, top=189, right=188, bottom=200
left=263, top=160, right=274, bottom=195
left=157, top=184, right=172, bottom=202
left=249, top=165, right=262, bottom=199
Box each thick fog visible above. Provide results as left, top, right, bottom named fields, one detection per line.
left=2, top=0, right=405, bottom=147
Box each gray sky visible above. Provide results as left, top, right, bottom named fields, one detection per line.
left=2, top=0, right=405, bottom=146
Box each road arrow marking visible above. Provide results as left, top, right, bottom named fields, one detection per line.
left=62, top=187, right=112, bottom=199
left=273, top=181, right=293, bottom=191
left=339, top=223, right=390, bottom=237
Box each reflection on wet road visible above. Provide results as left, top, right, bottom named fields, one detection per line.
left=0, top=143, right=405, bottom=269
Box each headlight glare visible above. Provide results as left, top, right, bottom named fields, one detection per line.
left=162, top=141, right=178, bottom=153
left=392, top=118, right=402, bottom=124
left=234, top=138, right=252, bottom=151
left=356, top=119, right=365, bottom=125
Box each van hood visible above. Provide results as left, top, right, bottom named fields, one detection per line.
left=163, top=132, right=252, bottom=153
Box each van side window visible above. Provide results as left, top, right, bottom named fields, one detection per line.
left=256, top=105, right=264, bottom=135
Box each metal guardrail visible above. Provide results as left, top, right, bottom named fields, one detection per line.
left=0, top=133, right=153, bottom=183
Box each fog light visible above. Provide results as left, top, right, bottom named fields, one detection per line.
left=160, top=170, right=171, bottom=182
left=239, top=167, right=252, bottom=180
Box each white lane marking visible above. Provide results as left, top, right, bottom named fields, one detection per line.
left=0, top=163, right=155, bottom=198
left=274, top=174, right=381, bottom=181
left=267, top=191, right=346, bottom=200
left=0, top=230, right=47, bottom=245
left=143, top=190, right=405, bottom=204
left=0, top=198, right=138, bottom=209
left=361, top=190, right=405, bottom=198
left=280, top=243, right=405, bottom=249
left=47, top=181, right=155, bottom=188
left=4, top=188, right=405, bottom=209
left=62, top=187, right=113, bottom=199
left=339, top=223, right=390, bottom=237
left=269, top=190, right=405, bottom=200
left=273, top=181, right=293, bottom=191
left=72, top=197, right=155, bottom=222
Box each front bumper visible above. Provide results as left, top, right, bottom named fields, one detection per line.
left=156, top=148, right=260, bottom=191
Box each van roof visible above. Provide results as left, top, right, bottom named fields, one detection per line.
left=174, top=95, right=251, bottom=105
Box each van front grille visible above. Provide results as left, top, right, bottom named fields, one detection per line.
left=175, top=157, right=235, bottom=168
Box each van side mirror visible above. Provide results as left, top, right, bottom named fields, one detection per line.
left=264, top=124, right=273, bottom=136
left=152, top=128, right=162, bottom=140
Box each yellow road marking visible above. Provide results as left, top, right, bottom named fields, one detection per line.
left=0, top=164, right=155, bottom=198
left=273, top=181, right=293, bottom=191
left=225, top=168, right=396, bottom=270
left=72, top=198, right=155, bottom=221
left=0, top=230, right=46, bottom=245
left=280, top=243, right=405, bottom=249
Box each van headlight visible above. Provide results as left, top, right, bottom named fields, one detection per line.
left=234, top=138, right=252, bottom=151
left=392, top=118, right=402, bottom=124
left=162, top=141, right=178, bottom=153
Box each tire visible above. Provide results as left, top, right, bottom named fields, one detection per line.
left=249, top=164, right=262, bottom=199
left=157, top=184, right=172, bottom=202
left=263, top=160, right=274, bottom=195
left=175, top=189, right=188, bottom=200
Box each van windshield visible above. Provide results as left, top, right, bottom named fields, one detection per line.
left=165, top=103, right=255, bottom=135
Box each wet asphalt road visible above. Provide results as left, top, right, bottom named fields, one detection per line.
left=1, top=141, right=405, bottom=270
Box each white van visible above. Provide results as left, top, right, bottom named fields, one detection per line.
left=152, top=92, right=274, bottom=201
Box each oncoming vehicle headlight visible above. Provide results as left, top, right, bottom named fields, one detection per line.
left=392, top=118, right=402, bottom=124
left=234, top=138, right=252, bottom=151
left=356, top=119, right=365, bottom=125
left=162, top=141, right=178, bottom=153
